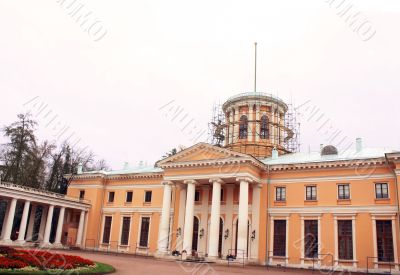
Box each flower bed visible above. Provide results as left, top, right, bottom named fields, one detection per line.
left=0, top=246, right=95, bottom=271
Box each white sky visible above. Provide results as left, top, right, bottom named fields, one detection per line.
left=1, top=0, right=399, bottom=169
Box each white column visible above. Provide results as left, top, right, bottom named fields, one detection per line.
left=208, top=178, right=222, bottom=258
left=352, top=216, right=357, bottom=268
left=38, top=206, right=48, bottom=241
left=248, top=104, right=254, bottom=142
left=158, top=181, right=173, bottom=254
left=250, top=184, right=261, bottom=260
left=199, top=186, right=210, bottom=254
left=334, top=217, right=338, bottom=263
left=26, top=204, right=37, bottom=241
left=233, top=106, right=239, bottom=143
left=182, top=180, right=196, bottom=252
left=255, top=104, right=260, bottom=142
left=228, top=109, right=234, bottom=144
left=1, top=198, right=17, bottom=243
left=42, top=205, right=54, bottom=245
left=0, top=202, right=11, bottom=239
left=16, top=200, right=31, bottom=243
left=237, top=177, right=250, bottom=258
left=54, top=207, right=65, bottom=246
left=76, top=210, right=85, bottom=246
left=223, top=185, right=234, bottom=256
left=177, top=185, right=186, bottom=251
left=392, top=217, right=399, bottom=271
left=300, top=217, right=305, bottom=265
left=372, top=217, right=377, bottom=269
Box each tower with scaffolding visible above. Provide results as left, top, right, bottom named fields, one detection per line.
left=209, top=92, right=300, bottom=159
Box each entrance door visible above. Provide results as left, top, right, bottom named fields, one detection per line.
left=218, top=218, right=223, bottom=257
left=192, top=216, right=199, bottom=251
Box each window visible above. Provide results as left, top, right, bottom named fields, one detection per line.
left=120, top=217, right=131, bottom=245
left=144, top=191, right=152, bottom=203
left=338, top=184, right=350, bottom=200
left=239, top=115, right=248, bottom=139
left=273, top=220, right=286, bottom=256
left=139, top=217, right=150, bottom=247
left=126, top=191, right=133, bottom=203
left=306, top=186, right=317, bottom=201
left=79, top=190, right=85, bottom=199
left=376, top=220, right=394, bottom=262
left=108, top=192, right=115, bottom=203
left=194, top=190, right=200, bottom=202
left=375, top=183, right=389, bottom=199
left=338, top=220, right=353, bottom=260
left=276, top=187, right=286, bottom=201
left=102, top=216, right=112, bottom=244
left=304, top=220, right=318, bottom=258
left=260, top=115, right=269, bottom=139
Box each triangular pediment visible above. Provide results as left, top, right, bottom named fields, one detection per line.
left=156, top=142, right=252, bottom=167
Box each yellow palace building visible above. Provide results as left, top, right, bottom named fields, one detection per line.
left=2, top=92, right=398, bottom=273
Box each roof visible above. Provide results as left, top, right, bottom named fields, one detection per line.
left=262, top=147, right=399, bottom=165
left=80, top=165, right=163, bottom=176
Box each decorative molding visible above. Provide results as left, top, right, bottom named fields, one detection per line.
left=164, top=172, right=261, bottom=183
left=268, top=173, right=394, bottom=184
left=269, top=205, right=397, bottom=214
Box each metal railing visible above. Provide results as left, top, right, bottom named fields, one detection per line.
left=84, top=239, right=97, bottom=251
left=266, top=251, right=287, bottom=271
left=310, top=254, right=334, bottom=273
left=366, top=256, right=398, bottom=274
left=227, top=249, right=245, bottom=268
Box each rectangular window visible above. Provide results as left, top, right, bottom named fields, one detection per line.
left=306, top=186, right=317, bottom=201
left=338, top=184, right=350, bottom=200
left=276, top=187, right=286, bottom=201
left=120, top=217, right=131, bottom=245
left=139, top=217, right=150, bottom=247
left=375, top=183, right=389, bottom=199
left=304, top=220, right=318, bottom=258
left=102, top=216, right=112, bottom=244
left=338, top=220, right=353, bottom=260
left=376, top=220, right=394, bottom=262
left=273, top=220, right=286, bottom=256
left=144, top=191, right=152, bottom=203
left=108, top=191, right=115, bottom=203
left=126, top=191, right=133, bottom=203
left=79, top=190, right=85, bottom=199
left=194, top=190, right=200, bottom=202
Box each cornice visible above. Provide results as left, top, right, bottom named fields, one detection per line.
left=71, top=172, right=164, bottom=180
left=268, top=157, right=387, bottom=171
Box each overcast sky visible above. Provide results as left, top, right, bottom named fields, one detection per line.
left=1, top=0, right=399, bottom=169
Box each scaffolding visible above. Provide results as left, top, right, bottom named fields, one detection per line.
left=208, top=94, right=300, bottom=158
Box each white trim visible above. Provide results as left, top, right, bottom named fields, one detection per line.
left=100, top=214, right=114, bottom=245
left=269, top=205, right=397, bottom=214
left=118, top=215, right=132, bottom=247
left=103, top=207, right=169, bottom=213
left=164, top=172, right=261, bottom=183
left=374, top=182, right=390, bottom=199
left=371, top=217, right=378, bottom=269
left=137, top=215, right=152, bottom=248
left=334, top=216, right=357, bottom=268
left=268, top=173, right=394, bottom=184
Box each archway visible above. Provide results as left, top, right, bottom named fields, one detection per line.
left=192, top=216, right=199, bottom=251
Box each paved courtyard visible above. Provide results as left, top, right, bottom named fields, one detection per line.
left=52, top=249, right=353, bottom=275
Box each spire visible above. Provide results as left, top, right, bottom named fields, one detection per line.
left=254, top=42, right=258, bottom=93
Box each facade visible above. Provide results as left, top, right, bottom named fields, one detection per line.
left=1, top=92, right=400, bottom=273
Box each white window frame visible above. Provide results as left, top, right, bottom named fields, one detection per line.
left=137, top=215, right=152, bottom=248
left=118, top=215, right=132, bottom=247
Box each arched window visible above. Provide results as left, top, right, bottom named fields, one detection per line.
left=239, top=115, right=248, bottom=139
left=260, top=115, right=269, bottom=139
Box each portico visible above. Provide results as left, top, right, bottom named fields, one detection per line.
left=156, top=143, right=264, bottom=261
left=0, top=182, right=90, bottom=247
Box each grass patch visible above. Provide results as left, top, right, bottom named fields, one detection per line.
left=0, top=262, right=115, bottom=275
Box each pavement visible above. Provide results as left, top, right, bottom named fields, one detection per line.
left=50, top=249, right=342, bottom=275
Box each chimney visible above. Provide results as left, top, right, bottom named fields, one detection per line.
left=272, top=147, right=279, bottom=159
left=77, top=163, right=83, bottom=174
left=356, top=138, right=362, bottom=153
left=320, top=144, right=324, bottom=152
left=123, top=162, right=129, bottom=170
